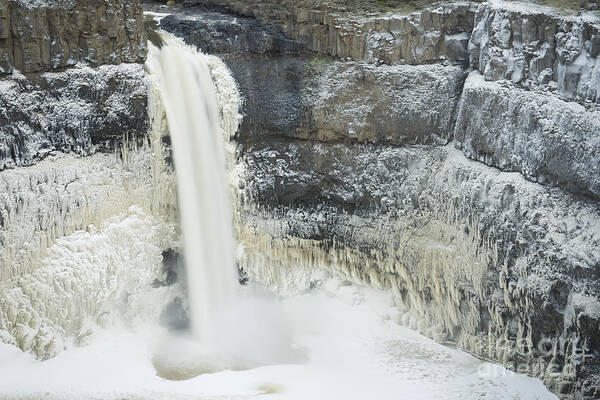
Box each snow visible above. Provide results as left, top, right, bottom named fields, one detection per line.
left=144, top=11, right=171, bottom=23
left=0, top=281, right=557, bottom=400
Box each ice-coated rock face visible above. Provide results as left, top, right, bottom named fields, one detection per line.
left=455, top=71, right=600, bottom=200
left=0, top=0, right=147, bottom=75
left=0, top=148, right=180, bottom=359
left=158, top=7, right=303, bottom=56
left=152, top=2, right=600, bottom=398
left=0, top=152, right=157, bottom=281
left=157, top=8, right=467, bottom=145
left=0, top=63, right=148, bottom=170
left=0, top=206, right=178, bottom=359
left=469, top=0, right=600, bottom=103
left=237, top=140, right=600, bottom=398
left=0, top=0, right=177, bottom=365
left=300, top=62, right=466, bottom=144
left=227, top=58, right=466, bottom=144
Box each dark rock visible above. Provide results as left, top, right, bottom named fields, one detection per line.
left=153, top=249, right=185, bottom=287
left=180, top=0, right=476, bottom=65
left=0, top=0, right=147, bottom=75
left=158, top=7, right=467, bottom=145
left=159, top=8, right=303, bottom=56
left=0, top=63, right=148, bottom=170
left=160, top=297, right=190, bottom=330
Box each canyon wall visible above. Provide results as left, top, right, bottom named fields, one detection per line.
left=0, top=0, right=181, bottom=359
left=154, top=1, right=600, bottom=399
left=0, top=0, right=598, bottom=398
left=0, top=0, right=147, bottom=75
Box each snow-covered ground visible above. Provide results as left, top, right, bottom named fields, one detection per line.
left=0, top=281, right=557, bottom=400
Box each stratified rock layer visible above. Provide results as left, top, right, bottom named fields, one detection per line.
left=300, top=62, right=466, bottom=144
left=153, top=2, right=600, bottom=398
left=184, top=0, right=476, bottom=64
left=0, top=0, right=147, bottom=75
left=455, top=72, right=600, bottom=200
left=469, top=0, right=600, bottom=103
left=158, top=6, right=467, bottom=145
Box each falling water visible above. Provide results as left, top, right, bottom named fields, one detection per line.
left=152, top=33, right=238, bottom=345
left=147, top=33, right=297, bottom=377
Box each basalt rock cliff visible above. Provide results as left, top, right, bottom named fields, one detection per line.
left=150, top=1, right=600, bottom=398
left=0, top=0, right=599, bottom=398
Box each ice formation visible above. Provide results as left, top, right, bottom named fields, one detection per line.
left=0, top=281, right=558, bottom=400
left=0, top=61, right=180, bottom=359
left=0, top=207, right=178, bottom=358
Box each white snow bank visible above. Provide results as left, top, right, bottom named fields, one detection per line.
left=0, top=281, right=557, bottom=400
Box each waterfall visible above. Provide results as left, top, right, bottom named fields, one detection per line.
left=147, top=33, right=297, bottom=378
left=151, top=33, right=238, bottom=345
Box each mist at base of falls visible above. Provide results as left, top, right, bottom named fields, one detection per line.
left=151, top=284, right=305, bottom=381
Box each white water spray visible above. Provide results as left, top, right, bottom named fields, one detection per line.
left=152, top=34, right=238, bottom=345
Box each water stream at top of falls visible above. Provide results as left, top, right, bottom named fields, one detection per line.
left=151, top=33, right=238, bottom=346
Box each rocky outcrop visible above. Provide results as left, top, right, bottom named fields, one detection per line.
left=299, top=62, right=465, bottom=144
left=455, top=72, right=600, bottom=200
left=228, top=58, right=466, bottom=144
left=469, top=0, right=600, bottom=104
left=158, top=7, right=303, bottom=56
left=0, top=0, right=149, bottom=171
left=0, top=0, right=147, bottom=75
left=186, top=0, right=600, bottom=104
left=157, top=7, right=467, bottom=145
left=186, top=0, right=476, bottom=65
left=0, top=63, right=148, bottom=170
